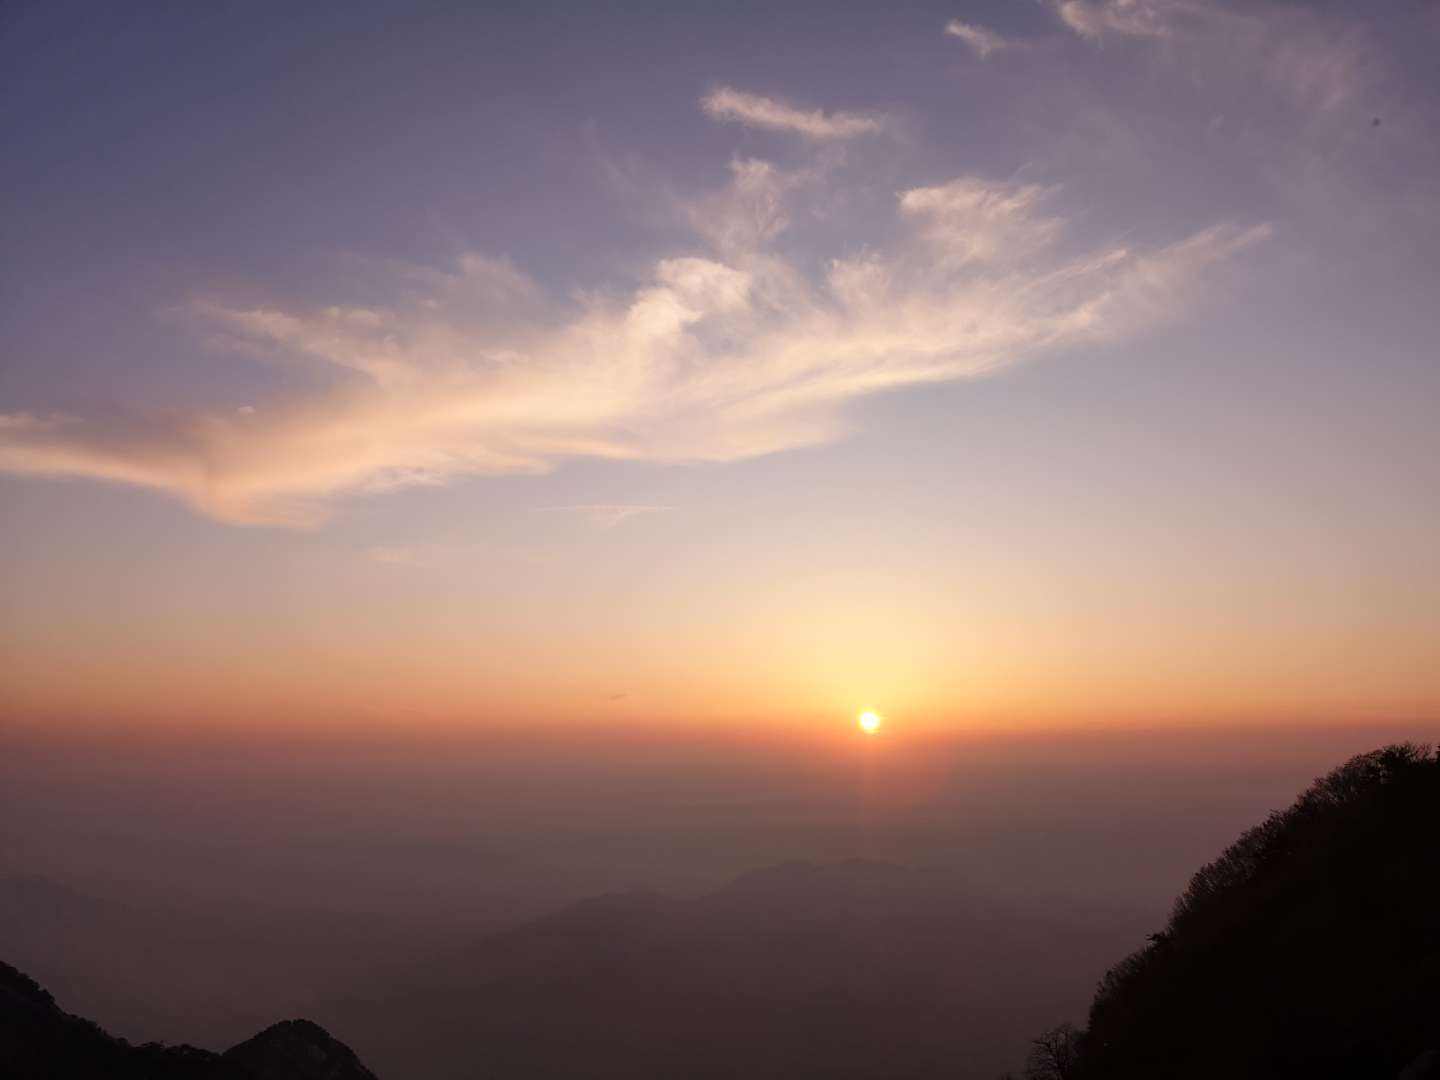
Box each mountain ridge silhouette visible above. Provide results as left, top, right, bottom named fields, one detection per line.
left=1014, top=743, right=1440, bottom=1079
left=0, top=960, right=378, bottom=1079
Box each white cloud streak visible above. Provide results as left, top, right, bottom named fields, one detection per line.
left=0, top=112, right=1268, bottom=527
left=539, top=504, right=669, bottom=529
left=1052, top=0, right=1192, bottom=41
left=700, top=86, right=886, bottom=141
left=899, top=178, right=1062, bottom=266
left=944, top=19, right=1010, bottom=59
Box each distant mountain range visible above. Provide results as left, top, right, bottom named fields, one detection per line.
left=4, top=744, right=1437, bottom=1079
left=0, top=858, right=1144, bottom=1079
left=319, top=857, right=1138, bottom=1079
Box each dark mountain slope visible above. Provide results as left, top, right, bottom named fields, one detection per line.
left=1025, top=744, right=1440, bottom=1079
left=0, top=960, right=378, bottom=1080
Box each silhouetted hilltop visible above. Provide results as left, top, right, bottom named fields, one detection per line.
left=0, top=960, right=378, bottom=1080
left=219, top=1018, right=378, bottom=1079
left=1016, top=743, right=1440, bottom=1079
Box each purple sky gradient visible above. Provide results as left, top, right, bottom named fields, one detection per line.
left=2, top=0, right=1438, bottom=730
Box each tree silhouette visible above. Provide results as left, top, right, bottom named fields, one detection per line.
left=1023, top=1024, right=1082, bottom=1080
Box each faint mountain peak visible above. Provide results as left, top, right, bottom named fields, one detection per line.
left=720, top=857, right=910, bottom=892
left=707, top=858, right=916, bottom=911
left=525, top=887, right=667, bottom=932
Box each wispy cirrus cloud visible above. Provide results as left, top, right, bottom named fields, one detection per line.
left=1050, top=0, right=1194, bottom=41
left=539, top=504, right=669, bottom=529
left=0, top=89, right=1268, bottom=528
left=898, top=178, right=1062, bottom=266
left=1048, top=0, right=1376, bottom=115
left=944, top=19, right=1011, bottom=59
left=367, top=544, right=451, bottom=568
left=700, top=86, right=887, bottom=141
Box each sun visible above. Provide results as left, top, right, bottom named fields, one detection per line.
left=857, top=710, right=883, bottom=735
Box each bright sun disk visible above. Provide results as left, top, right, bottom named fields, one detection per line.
left=858, top=710, right=882, bottom=734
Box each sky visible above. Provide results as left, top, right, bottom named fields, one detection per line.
left=3, top=0, right=1439, bottom=735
